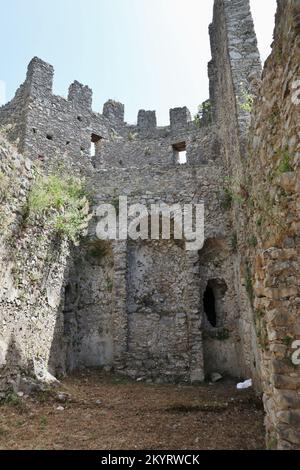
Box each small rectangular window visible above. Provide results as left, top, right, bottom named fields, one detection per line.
left=172, top=141, right=187, bottom=164
left=91, top=133, right=103, bottom=157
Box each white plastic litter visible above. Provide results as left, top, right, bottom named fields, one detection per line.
left=237, top=379, right=252, bottom=390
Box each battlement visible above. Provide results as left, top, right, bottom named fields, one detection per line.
left=0, top=57, right=214, bottom=169
left=26, top=57, right=54, bottom=98
left=137, top=110, right=157, bottom=135
left=68, top=81, right=93, bottom=112
left=169, top=106, right=192, bottom=130
left=103, top=99, right=125, bottom=125
left=0, top=0, right=261, bottom=170
left=1, top=53, right=212, bottom=162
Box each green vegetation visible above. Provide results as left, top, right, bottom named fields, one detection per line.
left=128, top=131, right=137, bottom=141
left=277, top=149, right=293, bottom=173
left=40, top=416, right=48, bottom=429
left=194, top=114, right=201, bottom=127
left=220, top=185, right=233, bottom=210
left=1, top=392, right=22, bottom=407
left=256, top=216, right=263, bottom=228
left=28, top=271, right=41, bottom=283
left=107, top=278, right=113, bottom=292
left=220, top=176, right=247, bottom=210
left=251, top=186, right=285, bottom=242
left=216, top=328, right=230, bottom=341
left=239, top=85, right=254, bottom=113
left=27, top=173, right=90, bottom=242
left=266, top=435, right=278, bottom=450
left=282, top=335, right=293, bottom=347
left=268, top=104, right=280, bottom=127
left=194, top=100, right=212, bottom=126
left=88, top=239, right=111, bottom=259
left=248, top=235, right=258, bottom=248
left=110, top=130, right=118, bottom=141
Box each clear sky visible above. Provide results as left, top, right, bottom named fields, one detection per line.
left=0, top=0, right=277, bottom=125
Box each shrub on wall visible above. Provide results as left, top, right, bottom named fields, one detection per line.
left=27, top=173, right=91, bottom=242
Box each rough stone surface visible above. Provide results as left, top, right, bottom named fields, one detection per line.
left=243, top=0, right=300, bottom=449
left=0, top=0, right=299, bottom=450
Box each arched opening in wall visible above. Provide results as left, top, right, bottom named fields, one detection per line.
left=172, top=141, right=187, bottom=164
left=203, top=279, right=227, bottom=329
left=90, top=133, right=102, bottom=157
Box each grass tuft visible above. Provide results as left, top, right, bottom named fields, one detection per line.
left=27, top=174, right=91, bottom=242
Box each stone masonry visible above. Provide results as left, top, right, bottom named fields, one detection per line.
left=0, top=0, right=299, bottom=449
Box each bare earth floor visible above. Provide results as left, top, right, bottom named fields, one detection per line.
left=0, top=370, right=265, bottom=450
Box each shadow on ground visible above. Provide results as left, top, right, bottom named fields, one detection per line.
left=0, top=369, right=265, bottom=450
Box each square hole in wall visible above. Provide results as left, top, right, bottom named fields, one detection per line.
left=90, top=133, right=103, bottom=157
left=172, top=141, right=187, bottom=164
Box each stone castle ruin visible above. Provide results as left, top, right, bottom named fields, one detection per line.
left=0, top=0, right=299, bottom=449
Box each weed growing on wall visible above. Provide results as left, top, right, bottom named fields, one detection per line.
left=277, top=149, right=293, bottom=173
left=27, top=173, right=91, bottom=242
left=239, top=84, right=254, bottom=113
left=194, top=100, right=212, bottom=126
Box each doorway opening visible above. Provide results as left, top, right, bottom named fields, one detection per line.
left=203, top=284, right=217, bottom=327
left=203, top=279, right=227, bottom=328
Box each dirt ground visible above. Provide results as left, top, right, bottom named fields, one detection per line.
left=0, top=370, right=265, bottom=450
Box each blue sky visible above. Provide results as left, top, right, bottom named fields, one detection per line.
left=0, top=0, right=277, bottom=125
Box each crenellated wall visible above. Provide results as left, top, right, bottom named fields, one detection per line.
left=0, top=57, right=215, bottom=170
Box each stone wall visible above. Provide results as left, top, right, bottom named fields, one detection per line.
left=63, top=241, right=115, bottom=373
left=94, top=124, right=217, bottom=169
left=210, top=0, right=300, bottom=450
left=209, top=0, right=263, bottom=386
left=0, top=57, right=216, bottom=171
left=125, top=240, right=201, bottom=382
left=1, top=0, right=299, bottom=449
left=0, top=0, right=262, bottom=390
left=243, top=0, right=300, bottom=449
left=0, top=50, right=244, bottom=386
left=0, top=135, right=71, bottom=393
